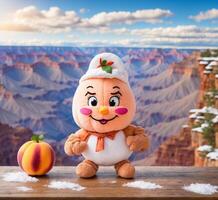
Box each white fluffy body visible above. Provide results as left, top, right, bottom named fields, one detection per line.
left=82, top=131, right=132, bottom=165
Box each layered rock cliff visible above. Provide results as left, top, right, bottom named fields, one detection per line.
left=154, top=52, right=200, bottom=166
left=155, top=50, right=218, bottom=166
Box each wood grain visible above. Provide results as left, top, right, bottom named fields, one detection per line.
left=0, top=166, right=218, bottom=199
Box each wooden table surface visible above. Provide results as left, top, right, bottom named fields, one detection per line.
left=0, top=166, right=218, bottom=200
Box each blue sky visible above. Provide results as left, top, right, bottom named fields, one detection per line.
left=0, top=0, right=218, bottom=48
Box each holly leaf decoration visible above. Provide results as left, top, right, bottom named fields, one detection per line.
left=98, top=58, right=114, bottom=74
left=102, top=66, right=112, bottom=74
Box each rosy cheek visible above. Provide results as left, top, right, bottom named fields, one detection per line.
left=80, top=107, right=92, bottom=115
left=115, top=107, right=128, bottom=115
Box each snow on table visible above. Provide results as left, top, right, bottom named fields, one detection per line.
left=47, top=181, right=85, bottom=191
left=16, top=186, right=33, bottom=192
left=123, top=180, right=162, bottom=190
left=183, top=183, right=218, bottom=195
left=0, top=166, right=218, bottom=199
left=1, top=172, right=38, bottom=183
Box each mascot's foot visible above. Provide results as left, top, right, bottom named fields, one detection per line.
left=115, top=160, right=135, bottom=179
left=76, top=160, right=98, bottom=178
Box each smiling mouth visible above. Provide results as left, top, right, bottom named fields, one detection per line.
left=90, top=115, right=118, bottom=125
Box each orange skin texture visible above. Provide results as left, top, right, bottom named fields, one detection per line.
left=17, top=141, right=55, bottom=176
left=73, top=78, right=136, bottom=133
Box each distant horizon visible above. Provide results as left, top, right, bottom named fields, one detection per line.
left=0, top=45, right=212, bottom=50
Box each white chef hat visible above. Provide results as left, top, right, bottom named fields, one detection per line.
left=79, top=52, right=129, bottom=84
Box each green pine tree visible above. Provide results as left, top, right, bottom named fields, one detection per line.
left=202, top=112, right=216, bottom=148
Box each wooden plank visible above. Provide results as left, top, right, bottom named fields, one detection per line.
left=0, top=166, right=218, bottom=199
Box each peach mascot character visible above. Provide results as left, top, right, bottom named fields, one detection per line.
left=64, top=53, right=149, bottom=178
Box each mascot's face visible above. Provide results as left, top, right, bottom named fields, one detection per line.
left=72, top=78, right=136, bottom=133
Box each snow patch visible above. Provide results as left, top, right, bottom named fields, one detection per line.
left=208, top=61, right=218, bottom=66
left=197, top=145, right=212, bottom=152
left=205, top=65, right=213, bottom=70
left=213, top=116, right=218, bottom=123
left=47, top=181, right=85, bottom=191
left=207, top=149, right=218, bottom=160
left=189, top=113, right=198, bottom=119
left=192, top=123, right=209, bottom=133
left=16, top=186, right=33, bottom=192
left=203, top=70, right=211, bottom=74
left=196, top=116, right=204, bottom=120
left=202, top=123, right=209, bottom=128
left=183, top=183, right=218, bottom=195
left=192, top=127, right=203, bottom=133
left=199, top=61, right=208, bottom=65
left=190, top=107, right=218, bottom=115
left=2, top=172, right=38, bottom=183
left=201, top=107, right=218, bottom=115
left=123, top=181, right=162, bottom=190
left=110, top=180, right=116, bottom=183
left=200, top=57, right=218, bottom=61
left=189, top=109, right=200, bottom=113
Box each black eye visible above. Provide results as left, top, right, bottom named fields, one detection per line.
left=88, top=96, right=98, bottom=106
left=109, top=96, right=120, bottom=107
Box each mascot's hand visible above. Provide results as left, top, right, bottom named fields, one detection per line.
left=64, top=139, right=87, bottom=156
left=71, top=141, right=87, bottom=155
left=126, top=127, right=149, bottom=152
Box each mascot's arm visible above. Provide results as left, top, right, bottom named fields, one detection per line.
left=64, top=129, right=88, bottom=156
left=123, top=125, right=149, bottom=152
